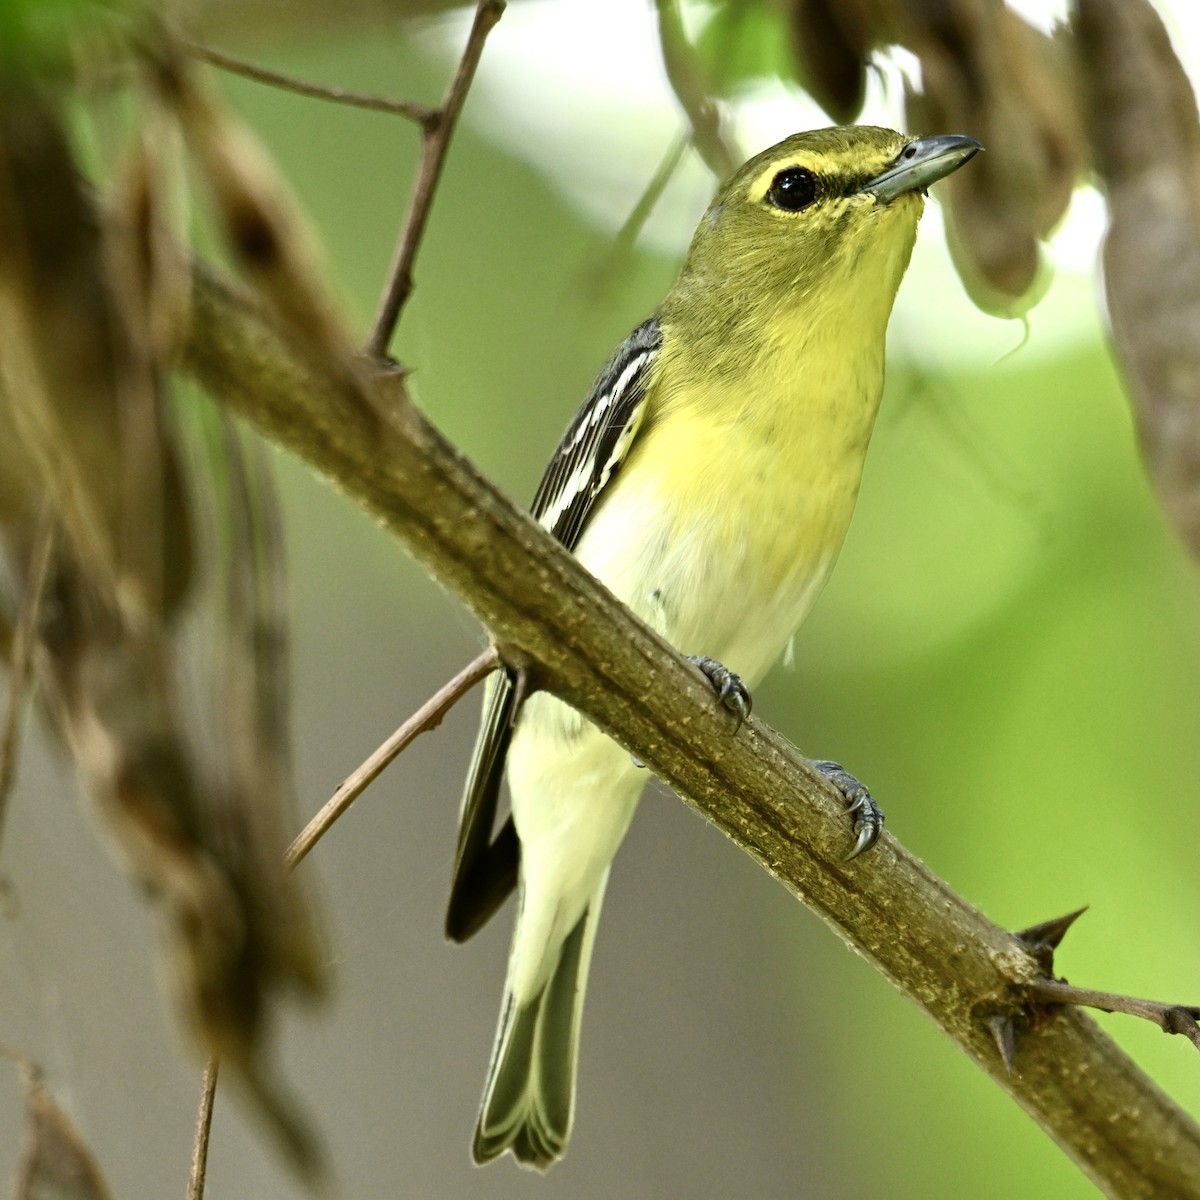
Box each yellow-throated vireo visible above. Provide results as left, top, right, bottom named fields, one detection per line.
left=447, top=125, right=982, bottom=1170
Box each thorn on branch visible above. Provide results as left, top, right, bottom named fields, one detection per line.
left=1014, top=906, right=1089, bottom=973
left=990, top=909, right=1200, bottom=1067
left=986, top=1012, right=1017, bottom=1074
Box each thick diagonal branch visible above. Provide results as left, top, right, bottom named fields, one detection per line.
left=181, top=264, right=1200, bottom=1200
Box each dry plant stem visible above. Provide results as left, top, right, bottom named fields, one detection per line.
left=654, top=0, right=738, bottom=178
left=182, top=264, right=1200, bottom=1199
left=0, top=513, right=54, bottom=853
left=590, top=135, right=689, bottom=301
left=613, top=136, right=688, bottom=252
left=185, top=648, right=498, bottom=1193
left=187, top=1057, right=219, bottom=1200
left=1077, top=0, right=1200, bottom=562
left=1030, top=979, right=1200, bottom=1051
left=364, top=0, right=505, bottom=359
left=183, top=40, right=437, bottom=125
left=284, top=647, right=499, bottom=870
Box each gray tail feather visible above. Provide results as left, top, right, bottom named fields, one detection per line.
left=472, top=899, right=602, bottom=1170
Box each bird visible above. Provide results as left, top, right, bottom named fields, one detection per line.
left=445, top=125, right=982, bottom=1170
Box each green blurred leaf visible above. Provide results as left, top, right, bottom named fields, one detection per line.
left=0, top=0, right=102, bottom=76
left=695, top=0, right=799, bottom=93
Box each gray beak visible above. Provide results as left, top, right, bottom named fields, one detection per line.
left=860, top=134, right=984, bottom=203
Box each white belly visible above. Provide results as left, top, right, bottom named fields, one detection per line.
left=505, top=415, right=865, bottom=1003
left=572, top=429, right=858, bottom=686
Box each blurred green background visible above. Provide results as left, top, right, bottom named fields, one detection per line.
left=3, top=5, right=1200, bottom=1197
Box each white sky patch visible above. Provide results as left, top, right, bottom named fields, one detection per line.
left=420, top=0, right=1200, bottom=368
left=1006, top=0, right=1070, bottom=34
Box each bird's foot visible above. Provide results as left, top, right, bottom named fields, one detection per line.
left=810, top=760, right=884, bottom=859
left=688, top=655, right=752, bottom=731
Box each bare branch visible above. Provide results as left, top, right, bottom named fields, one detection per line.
left=183, top=40, right=438, bottom=125
left=365, top=0, right=505, bottom=359
left=186, top=1057, right=219, bottom=1200
left=285, top=647, right=498, bottom=870
left=185, top=647, right=497, bottom=1174
left=180, top=263, right=1200, bottom=1199
left=654, top=0, right=737, bottom=179
left=1029, top=979, right=1200, bottom=1052
left=185, top=0, right=459, bottom=45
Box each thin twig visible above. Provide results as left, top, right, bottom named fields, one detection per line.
left=185, top=647, right=495, bottom=1193
left=612, top=134, right=689, bottom=254
left=654, top=0, right=738, bottom=179
left=588, top=134, right=688, bottom=302
left=183, top=40, right=438, bottom=127
left=0, top=512, right=54, bottom=855
left=186, top=649, right=497, bottom=1184
left=0, top=1041, right=37, bottom=1072
left=186, top=1057, right=219, bottom=1200
left=364, top=0, right=506, bottom=360
left=285, top=647, right=498, bottom=870
left=1029, top=978, right=1200, bottom=1051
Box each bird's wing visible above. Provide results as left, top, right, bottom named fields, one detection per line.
left=446, top=317, right=663, bottom=942
left=530, top=316, right=662, bottom=549
left=445, top=671, right=521, bottom=942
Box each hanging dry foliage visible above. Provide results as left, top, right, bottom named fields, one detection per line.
left=0, top=45, right=327, bottom=1176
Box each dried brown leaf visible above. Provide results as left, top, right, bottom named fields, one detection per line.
left=0, top=513, right=54, bottom=854
left=14, top=1069, right=113, bottom=1200
left=780, top=0, right=1086, bottom=306
left=0, top=85, right=193, bottom=620
left=107, top=98, right=194, bottom=366
left=786, top=0, right=872, bottom=124
left=151, top=46, right=368, bottom=396
left=1077, top=0, right=1200, bottom=562
left=213, top=418, right=325, bottom=995
left=31, top=540, right=324, bottom=1172
left=891, top=0, right=1085, bottom=307
left=0, top=67, right=326, bottom=1169
left=0, top=378, right=39, bottom=523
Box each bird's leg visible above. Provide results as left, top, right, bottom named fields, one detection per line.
left=630, top=655, right=752, bottom=767
left=688, top=655, right=753, bottom=731
left=810, top=760, right=884, bottom=859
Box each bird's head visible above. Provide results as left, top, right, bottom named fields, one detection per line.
left=670, top=126, right=982, bottom=337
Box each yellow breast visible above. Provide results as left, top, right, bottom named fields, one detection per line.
left=574, top=321, right=885, bottom=684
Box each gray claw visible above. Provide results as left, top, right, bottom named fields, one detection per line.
left=688, top=655, right=753, bottom=732
left=811, top=759, right=884, bottom=859
left=846, top=821, right=879, bottom=860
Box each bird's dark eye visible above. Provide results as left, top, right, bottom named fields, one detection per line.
left=767, top=166, right=820, bottom=211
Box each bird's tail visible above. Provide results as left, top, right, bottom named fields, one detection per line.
left=473, top=888, right=605, bottom=1170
